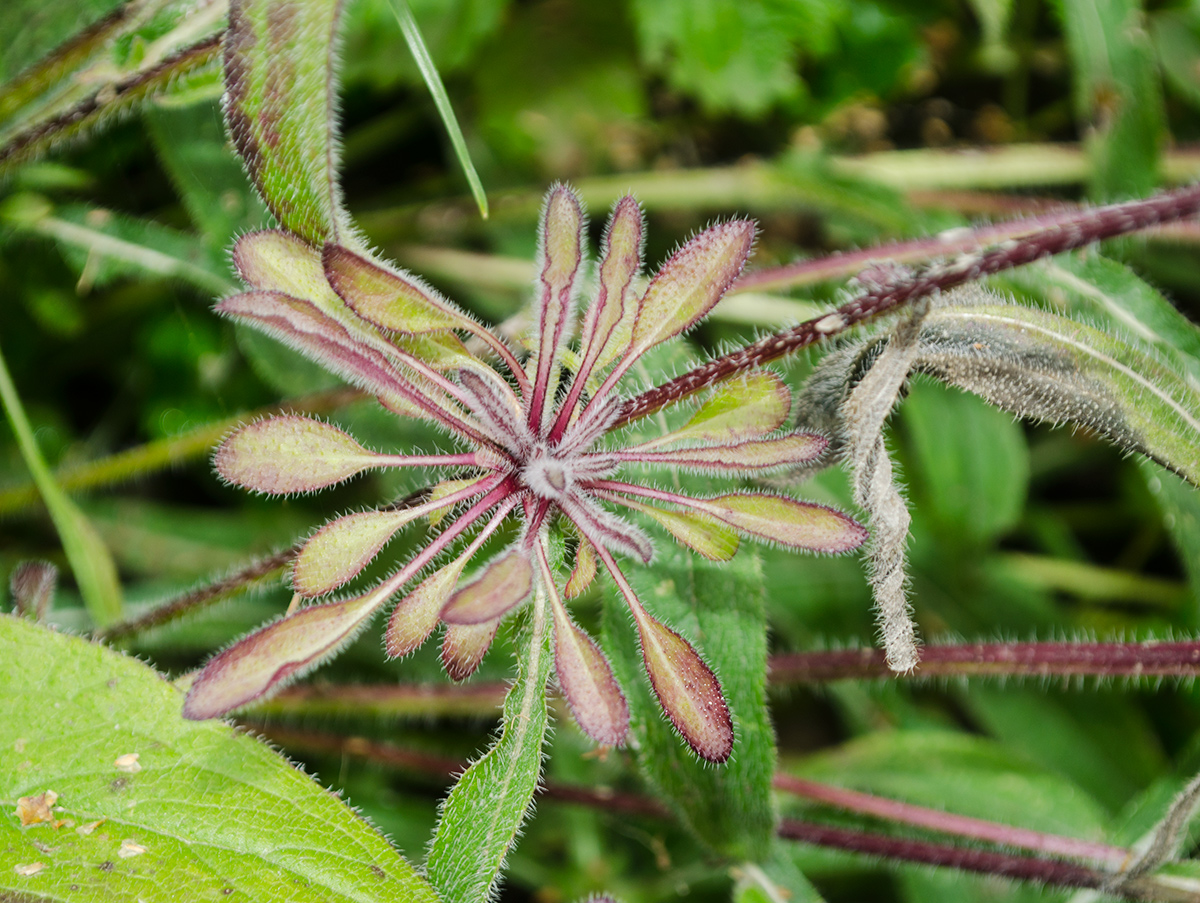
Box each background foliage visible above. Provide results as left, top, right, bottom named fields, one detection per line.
left=7, top=0, right=1200, bottom=900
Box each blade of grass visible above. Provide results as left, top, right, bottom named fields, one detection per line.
left=0, top=340, right=122, bottom=626
left=388, top=0, right=488, bottom=220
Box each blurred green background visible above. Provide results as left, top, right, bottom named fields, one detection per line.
left=7, top=0, right=1200, bottom=899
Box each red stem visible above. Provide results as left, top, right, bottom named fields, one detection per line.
left=616, top=183, right=1200, bottom=426
left=769, top=640, right=1200, bottom=683
left=773, top=774, right=1128, bottom=866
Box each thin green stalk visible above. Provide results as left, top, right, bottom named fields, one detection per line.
left=389, top=0, right=488, bottom=219
left=0, top=341, right=122, bottom=626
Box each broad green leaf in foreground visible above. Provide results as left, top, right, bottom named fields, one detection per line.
left=426, top=587, right=554, bottom=903
left=0, top=614, right=439, bottom=903
left=604, top=541, right=776, bottom=859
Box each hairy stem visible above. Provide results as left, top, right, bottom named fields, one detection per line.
left=769, top=639, right=1200, bottom=682
left=617, top=184, right=1200, bottom=425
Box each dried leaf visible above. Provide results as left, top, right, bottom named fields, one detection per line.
left=10, top=561, right=56, bottom=621
left=215, top=415, right=378, bottom=495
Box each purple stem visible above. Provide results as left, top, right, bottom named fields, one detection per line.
left=617, top=184, right=1200, bottom=426
left=774, top=774, right=1128, bottom=866
left=769, top=640, right=1200, bottom=683
left=777, top=819, right=1105, bottom=890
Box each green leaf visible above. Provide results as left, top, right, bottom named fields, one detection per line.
left=734, top=843, right=826, bottom=903
left=426, top=587, right=553, bottom=902
left=1, top=198, right=235, bottom=296
left=603, top=541, right=776, bottom=859
left=224, top=0, right=349, bottom=246
left=1001, top=253, right=1200, bottom=383
left=629, top=0, right=839, bottom=116
left=0, top=343, right=123, bottom=627
left=1142, top=461, right=1200, bottom=628
left=1053, top=0, right=1163, bottom=199
left=913, top=299, right=1200, bottom=490
left=0, top=614, right=440, bottom=902
left=899, top=379, right=1029, bottom=546
left=388, top=0, right=488, bottom=218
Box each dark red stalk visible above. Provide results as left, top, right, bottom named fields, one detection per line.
left=769, top=640, right=1200, bottom=683
left=617, top=184, right=1200, bottom=426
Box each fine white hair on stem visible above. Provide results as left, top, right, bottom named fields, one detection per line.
left=842, top=297, right=931, bottom=672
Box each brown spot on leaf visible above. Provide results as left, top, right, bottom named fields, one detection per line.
left=17, top=791, right=58, bottom=826
left=114, top=753, right=141, bottom=774
left=110, top=778, right=128, bottom=793
left=370, top=865, right=386, bottom=880
left=98, top=861, right=114, bottom=872
left=77, top=818, right=106, bottom=836
left=14, top=862, right=45, bottom=877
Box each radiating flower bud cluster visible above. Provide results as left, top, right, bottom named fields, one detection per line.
left=183, top=184, right=867, bottom=762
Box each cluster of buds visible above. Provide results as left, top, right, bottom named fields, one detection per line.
left=182, top=185, right=866, bottom=761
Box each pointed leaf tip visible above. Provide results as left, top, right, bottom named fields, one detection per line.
left=183, top=589, right=388, bottom=720
left=552, top=600, right=629, bottom=747
left=632, top=604, right=733, bottom=763
left=215, top=415, right=376, bottom=495
left=441, top=548, right=534, bottom=625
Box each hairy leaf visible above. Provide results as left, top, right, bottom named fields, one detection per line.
left=215, top=415, right=379, bottom=495
left=224, top=0, right=348, bottom=245
left=646, top=370, right=793, bottom=447
left=427, top=591, right=553, bottom=902
left=608, top=494, right=739, bottom=561
left=550, top=591, right=630, bottom=747
left=441, top=548, right=534, bottom=625
left=323, top=243, right=466, bottom=334
left=604, top=542, right=776, bottom=857
left=183, top=583, right=392, bottom=719
left=0, top=615, right=438, bottom=902
left=617, top=434, right=828, bottom=472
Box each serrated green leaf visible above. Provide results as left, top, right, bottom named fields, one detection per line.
left=0, top=614, right=439, bottom=902
left=224, top=0, right=348, bottom=246
left=603, top=542, right=776, bottom=859
left=426, top=588, right=553, bottom=902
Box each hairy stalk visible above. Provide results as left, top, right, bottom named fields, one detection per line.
left=252, top=681, right=509, bottom=719
left=617, top=184, right=1200, bottom=426
left=0, top=387, right=361, bottom=517
left=768, top=639, right=1200, bottom=683
left=95, top=485, right=434, bottom=641
left=1121, top=771, right=1200, bottom=882
left=95, top=545, right=297, bottom=642
left=0, top=34, right=223, bottom=173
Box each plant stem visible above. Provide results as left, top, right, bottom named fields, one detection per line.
left=254, top=723, right=1193, bottom=901
left=617, top=183, right=1200, bottom=425
left=768, top=639, right=1200, bottom=682
left=773, top=774, right=1128, bottom=865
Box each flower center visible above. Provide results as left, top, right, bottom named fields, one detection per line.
left=522, top=451, right=572, bottom=501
